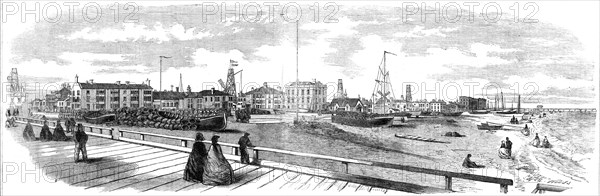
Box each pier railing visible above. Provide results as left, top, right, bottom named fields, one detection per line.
left=14, top=116, right=513, bottom=193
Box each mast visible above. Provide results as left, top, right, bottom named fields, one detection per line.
left=383, top=52, right=387, bottom=113
left=159, top=56, right=171, bottom=91
left=501, top=92, right=505, bottom=110
left=517, top=94, right=521, bottom=113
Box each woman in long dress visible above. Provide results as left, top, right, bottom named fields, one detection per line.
left=53, top=120, right=70, bottom=141
left=39, top=120, right=53, bottom=142
left=530, top=133, right=541, bottom=147
left=183, top=133, right=208, bottom=182
left=203, top=135, right=234, bottom=186
left=498, top=140, right=511, bottom=159
left=22, top=121, right=37, bottom=141
left=541, top=136, right=551, bottom=148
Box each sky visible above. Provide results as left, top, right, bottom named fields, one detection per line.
left=2, top=1, right=598, bottom=108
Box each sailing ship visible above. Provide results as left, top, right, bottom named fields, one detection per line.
left=496, top=93, right=521, bottom=114
left=371, top=51, right=397, bottom=115
left=83, top=113, right=116, bottom=124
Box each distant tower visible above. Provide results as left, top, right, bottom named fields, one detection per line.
left=225, top=68, right=237, bottom=96
left=7, top=68, right=25, bottom=108
left=337, top=79, right=344, bottom=98
left=75, top=74, right=79, bottom=83
left=405, top=85, right=412, bottom=102
left=178, top=73, right=183, bottom=93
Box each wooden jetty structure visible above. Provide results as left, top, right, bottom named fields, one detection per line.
left=11, top=116, right=515, bottom=194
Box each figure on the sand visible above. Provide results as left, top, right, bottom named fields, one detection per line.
left=203, top=135, right=234, bottom=185
left=238, top=132, right=255, bottom=164
left=498, top=140, right=511, bottom=159
left=73, top=124, right=88, bottom=162
left=541, top=136, right=551, bottom=148
left=22, top=120, right=37, bottom=141
left=39, top=120, right=53, bottom=142
left=53, top=120, right=70, bottom=141
left=183, top=133, right=208, bottom=183
left=505, top=137, right=513, bottom=156
left=462, top=154, right=484, bottom=168
left=530, top=133, right=541, bottom=147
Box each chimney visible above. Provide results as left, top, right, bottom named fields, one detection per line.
left=125, top=81, right=130, bottom=85
left=89, top=79, right=94, bottom=84
left=116, top=81, right=121, bottom=85
left=211, top=87, right=215, bottom=95
left=170, top=85, right=174, bottom=92
left=176, top=87, right=179, bottom=92
left=263, top=82, right=268, bottom=87
left=145, top=78, right=151, bottom=86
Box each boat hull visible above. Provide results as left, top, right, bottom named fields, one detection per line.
left=194, top=113, right=227, bottom=131
left=332, top=115, right=394, bottom=127
left=441, top=112, right=463, bottom=116
left=477, top=123, right=503, bottom=130
left=83, top=114, right=116, bottom=124
left=470, top=110, right=489, bottom=114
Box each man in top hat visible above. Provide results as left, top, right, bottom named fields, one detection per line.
left=74, top=123, right=88, bottom=162
left=238, top=132, right=255, bottom=164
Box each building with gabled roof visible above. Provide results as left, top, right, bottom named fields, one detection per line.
left=329, top=98, right=364, bottom=112
left=244, top=82, right=284, bottom=109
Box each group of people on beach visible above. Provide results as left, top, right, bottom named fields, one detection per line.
left=183, top=132, right=255, bottom=185
left=498, top=137, right=513, bottom=159
left=22, top=120, right=89, bottom=162
left=530, top=133, right=551, bottom=148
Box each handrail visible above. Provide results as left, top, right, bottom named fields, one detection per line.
left=13, top=116, right=514, bottom=193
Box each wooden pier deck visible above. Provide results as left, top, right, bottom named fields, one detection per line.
left=8, top=117, right=515, bottom=194
left=5, top=123, right=411, bottom=194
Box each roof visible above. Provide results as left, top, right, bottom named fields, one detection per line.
left=245, top=86, right=283, bottom=95
left=152, top=91, right=186, bottom=100
left=329, top=98, right=362, bottom=107
left=285, top=81, right=325, bottom=87
left=197, top=89, right=231, bottom=96
left=79, top=82, right=152, bottom=90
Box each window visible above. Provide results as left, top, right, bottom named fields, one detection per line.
left=96, top=97, right=105, bottom=102
left=307, top=90, right=310, bottom=95
left=77, top=90, right=80, bottom=96
left=144, top=96, right=152, bottom=101
left=144, top=90, right=152, bottom=95
left=301, top=90, right=304, bottom=95
left=111, top=97, right=119, bottom=102
left=215, top=97, right=221, bottom=102
left=210, top=97, right=213, bottom=102
left=123, top=97, right=127, bottom=101
left=97, top=90, right=105, bottom=94
left=86, top=90, right=90, bottom=94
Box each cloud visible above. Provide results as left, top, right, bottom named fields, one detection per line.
left=394, top=26, right=458, bottom=38
left=64, top=23, right=213, bottom=43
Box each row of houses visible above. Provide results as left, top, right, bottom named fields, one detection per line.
left=31, top=77, right=331, bottom=112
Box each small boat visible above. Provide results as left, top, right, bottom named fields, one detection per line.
left=470, top=110, right=489, bottom=114
left=194, top=113, right=227, bottom=131
left=394, top=134, right=448, bottom=143
left=441, top=112, right=463, bottom=116
left=332, top=112, right=394, bottom=127
left=477, top=122, right=503, bottom=130
left=420, top=111, right=432, bottom=116
left=83, top=113, right=116, bottom=124
left=496, top=110, right=517, bottom=114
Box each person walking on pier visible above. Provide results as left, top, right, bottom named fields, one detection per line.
left=74, top=123, right=88, bottom=162
left=22, top=120, right=37, bottom=141
left=39, top=120, right=53, bottom=142
left=238, top=132, right=255, bottom=164
left=183, top=133, right=208, bottom=183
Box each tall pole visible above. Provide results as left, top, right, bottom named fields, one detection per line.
left=159, top=56, right=171, bottom=91
left=383, top=51, right=386, bottom=114
left=295, top=21, right=299, bottom=120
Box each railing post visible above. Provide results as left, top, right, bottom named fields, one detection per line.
left=445, top=176, right=452, bottom=190
left=181, top=140, right=188, bottom=147
left=109, top=128, right=114, bottom=139
left=233, top=147, right=239, bottom=155
left=89, top=127, right=93, bottom=133
left=140, top=134, right=145, bottom=141
left=119, top=130, right=124, bottom=137
left=99, top=128, right=103, bottom=134
left=251, top=149, right=261, bottom=165
left=342, top=162, right=349, bottom=174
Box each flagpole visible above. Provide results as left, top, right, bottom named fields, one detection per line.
left=295, top=21, right=299, bottom=121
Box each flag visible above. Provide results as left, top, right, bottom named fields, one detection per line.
left=230, top=59, right=238, bottom=66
